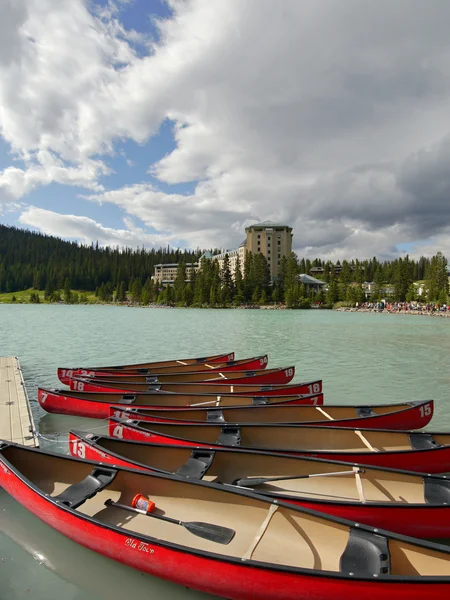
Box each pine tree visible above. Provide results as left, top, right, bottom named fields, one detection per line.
left=234, top=256, right=244, bottom=304
left=326, top=276, right=339, bottom=305
left=63, top=278, right=72, bottom=304
left=174, top=262, right=187, bottom=303
left=130, top=278, right=142, bottom=303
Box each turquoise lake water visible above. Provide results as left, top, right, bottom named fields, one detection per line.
left=1, top=305, right=450, bottom=599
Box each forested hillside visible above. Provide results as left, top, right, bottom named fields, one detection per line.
left=0, top=225, right=200, bottom=293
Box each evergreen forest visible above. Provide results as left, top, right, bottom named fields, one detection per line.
left=0, top=224, right=448, bottom=308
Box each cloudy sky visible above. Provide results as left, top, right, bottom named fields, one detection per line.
left=1, top=0, right=450, bottom=260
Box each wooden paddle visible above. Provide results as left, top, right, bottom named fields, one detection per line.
left=234, top=468, right=365, bottom=488
left=105, top=499, right=235, bottom=545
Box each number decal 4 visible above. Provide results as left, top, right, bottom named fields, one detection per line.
left=112, top=425, right=124, bottom=438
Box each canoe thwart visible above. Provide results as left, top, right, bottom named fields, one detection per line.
left=176, top=450, right=215, bottom=479
left=243, top=503, right=279, bottom=561
left=340, top=528, right=390, bottom=576
left=54, top=467, right=117, bottom=509
left=424, top=477, right=450, bottom=505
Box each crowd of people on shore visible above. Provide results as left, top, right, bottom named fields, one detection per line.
left=349, top=301, right=450, bottom=315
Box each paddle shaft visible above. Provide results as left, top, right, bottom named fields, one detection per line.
left=236, top=468, right=364, bottom=487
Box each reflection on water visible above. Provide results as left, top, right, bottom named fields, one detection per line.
left=0, top=490, right=215, bottom=600
left=1, top=305, right=450, bottom=598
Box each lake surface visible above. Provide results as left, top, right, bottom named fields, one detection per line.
left=1, top=304, right=450, bottom=599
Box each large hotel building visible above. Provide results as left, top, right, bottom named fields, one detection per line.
left=152, top=221, right=293, bottom=285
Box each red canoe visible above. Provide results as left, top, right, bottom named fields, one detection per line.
left=108, top=419, right=450, bottom=473
left=57, top=355, right=269, bottom=386
left=57, top=350, right=235, bottom=383
left=69, top=430, right=450, bottom=538
left=108, top=399, right=433, bottom=430
left=37, top=387, right=323, bottom=420
left=68, top=377, right=320, bottom=396
left=2, top=443, right=450, bottom=600
left=68, top=366, right=296, bottom=390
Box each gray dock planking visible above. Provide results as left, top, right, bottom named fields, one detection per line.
left=0, top=356, right=38, bottom=446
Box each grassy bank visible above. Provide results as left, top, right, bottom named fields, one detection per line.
left=0, top=289, right=99, bottom=304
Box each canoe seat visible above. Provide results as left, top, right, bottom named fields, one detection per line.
left=408, top=433, right=441, bottom=450
left=147, top=384, right=162, bottom=391
left=340, top=528, right=390, bottom=576
left=176, top=450, right=215, bottom=479
left=53, top=467, right=117, bottom=509
left=207, top=409, right=225, bottom=423
left=217, top=427, right=241, bottom=446
left=146, top=376, right=159, bottom=384
left=252, top=397, right=269, bottom=405
left=424, top=477, right=450, bottom=505
left=119, top=394, right=136, bottom=404
left=356, top=406, right=376, bottom=418
left=137, top=369, right=150, bottom=374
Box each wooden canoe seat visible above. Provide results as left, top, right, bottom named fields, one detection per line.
left=53, top=467, right=117, bottom=509
left=176, top=450, right=215, bottom=479
left=340, top=528, right=390, bottom=576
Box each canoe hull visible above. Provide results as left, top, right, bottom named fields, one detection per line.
left=1, top=451, right=449, bottom=599
left=58, top=355, right=268, bottom=386
left=68, top=431, right=450, bottom=539
left=70, top=366, right=296, bottom=387
left=116, top=400, right=433, bottom=431
left=68, top=379, right=322, bottom=396
left=108, top=421, right=450, bottom=473
left=37, top=388, right=323, bottom=419
left=57, top=351, right=235, bottom=382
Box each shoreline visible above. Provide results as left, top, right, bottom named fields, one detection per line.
left=2, top=300, right=450, bottom=317
left=336, top=307, right=450, bottom=317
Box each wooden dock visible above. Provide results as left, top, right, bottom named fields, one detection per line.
left=0, top=356, right=39, bottom=446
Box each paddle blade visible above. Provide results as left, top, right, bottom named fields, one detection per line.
left=184, top=521, right=235, bottom=545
